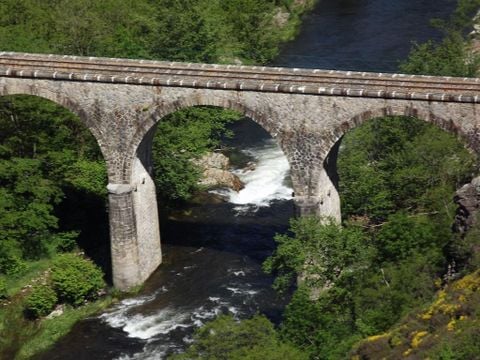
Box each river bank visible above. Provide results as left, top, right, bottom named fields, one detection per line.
left=0, top=254, right=118, bottom=360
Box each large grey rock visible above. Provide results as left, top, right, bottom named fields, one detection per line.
left=193, top=152, right=229, bottom=170
left=194, top=152, right=244, bottom=191
left=454, top=176, right=480, bottom=234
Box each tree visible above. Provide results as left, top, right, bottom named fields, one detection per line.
left=0, top=95, right=107, bottom=271
left=399, top=0, right=480, bottom=78
left=152, top=106, right=239, bottom=201
left=263, top=216, right=374, bottom=293
left=338, top=116, right=476, bottom=223
left=399, top=32, right=479, bottom=77
left=171, top=315, right=307, bottom=360
left=51, top=253, right=105, bottom=306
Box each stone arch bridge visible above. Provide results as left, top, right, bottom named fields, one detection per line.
left=0, top=52, right=479, bottom=290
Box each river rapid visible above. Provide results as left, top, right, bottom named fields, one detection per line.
left=36, top=1, right=455, bottom=359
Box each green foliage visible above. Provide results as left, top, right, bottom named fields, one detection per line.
left=351, top=270, right=480, bottom=359
left=0, top=256, right=111, bottom=360
left=0, top=277, right=7, bottom=299
left=400, top=0, right=480, bottom=77
left=0, top=158, right=61, bottom=260
left=153, top=106, right=240, bottom=201
left=0, top=95, right=98, bottom=159
left=267, top=113, right=477, bottom=358
left=0, top=300, right=37, bottom=360
left=278, top=255, right=443, bottom=359
left=16, top=296, right=115, bottom=360
left=352, top=254, right=441, bottom=334
left=51, top=253, right=105, bottom=306
left=399, top=32, right=479, bottom=77
left=280, top=286, right=363, bottom=359
left=218, top=0, right=280, bottom=63
left=0, top=243, right=27, bottom=275
left=50, top=231, right=80, bottom=253
left=64, top=160, right=108, bottom=197
left=0, top=259, right=51, bottom=299
left=0, top=95, right=105, bottom=273
left=0, top=0, right=157, bottom=57
left=338, top=116, right=476, bottom=223
left=264, top=216, right=373, bottom=293
left=375, top=212, right=440, bottom=262
left=0, top=0, right=313, bottom=64
left=171, top=315, right=308, bottom=360
left=24, top=284, right=58, bottom=319
left=427, top=324, right=480, bottom=359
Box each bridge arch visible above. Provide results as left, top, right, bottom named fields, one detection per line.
left=326, top=106, right=478, bottom=156
left=123, top=96, right=294, bottom=289
left=128, top=95, right=285, bottom=172
left=0, top=91, right=111, bottom=275
left=312, top=105, right=479, bottom=222
left=0, top=86, right=111, bottom=165
left=129, top=95, right=294, bottom=208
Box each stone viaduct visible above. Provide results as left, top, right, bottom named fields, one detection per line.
left=0, top=52, right=479, bottom=290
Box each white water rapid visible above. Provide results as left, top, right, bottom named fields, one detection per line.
left=211, top=139, right=293, bottom=211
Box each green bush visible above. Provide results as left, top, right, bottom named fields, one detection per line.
left=0, top=242, right=27, bottom=276
left=24, top=284, right=57, bottom=319
left=171, top=315, right=308, bottom=360
left=51, top=254, right=105, bottom=306
left=152, top=106, right=239, bottom=202
left=50, top=231, right=79, bottom=253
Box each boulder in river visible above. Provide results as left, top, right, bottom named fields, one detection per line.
left=193, top=152, right=245, bottom=192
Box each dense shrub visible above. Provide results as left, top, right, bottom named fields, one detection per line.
left=351, top=270, right=480, bottom=359
left=0, top=249, right=26, bottom=276
left=172, top=315, right=308, bottom=360
left=51, top=253, right=105, bottom=306
left=50, top=231, right=79, bottom=253
left=24, top=284, right=57, bottom=319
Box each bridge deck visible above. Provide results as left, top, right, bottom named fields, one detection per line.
left=0, top=52, right=479, bottom=103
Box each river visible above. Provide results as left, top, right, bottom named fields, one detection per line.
left=36, top=1, right=455, bottom=359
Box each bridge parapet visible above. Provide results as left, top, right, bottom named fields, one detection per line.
left=1, top=51, right=480, bottom=103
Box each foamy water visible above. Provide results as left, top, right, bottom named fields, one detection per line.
left=102, top=281, right=260, bottom=360
left=211, top=139, right=292, bottom=211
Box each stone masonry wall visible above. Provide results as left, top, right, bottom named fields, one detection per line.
left=0, top=75, right=478, bottom=289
